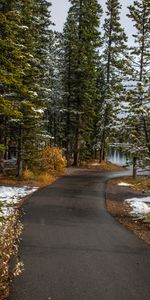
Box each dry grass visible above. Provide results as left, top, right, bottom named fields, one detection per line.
left=112, top=176, right=150, bottom=192
left=99, top=160, right=123, bottom=171
left=143, top=213, right=150, bottom=225
left=0, top=172, right=56, bottom=188
left=36, top=173, right=55, bottom=186
left=79, top=159, right=123, bottom=171
left=23, top=168, right=34, bottom=180
left=0, top=211, right=24, bottom=299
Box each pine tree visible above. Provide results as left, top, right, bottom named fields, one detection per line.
left=0, top=0, right=54, bottom=176
left=124, top=0, right=150, bottom=175
left=17, top=0, right=54, bottom=175
left=61, top=11, right=79, bottom=165
left=45, top=31, right=65, bottom=149
left=97, top=0, right=129, bottom=161
left=62, top=0, right=102, bottom=166
left=22, top=0, right=53, bottom=157
left=0, top=0, right=30, bottom=168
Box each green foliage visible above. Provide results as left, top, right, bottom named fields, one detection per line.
left=0, top=0, right=149, bottom=174
left=61, top=0, right=102, bottom=165
left=122, top=0, right=150, bottom=169
left=0, top=144, right=5, bottom=155
left=96, top=0, right=129, bottom=161
left=0, top=0, right=53, bottom=175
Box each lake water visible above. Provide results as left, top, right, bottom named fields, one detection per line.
left=107, top=150, right=150, bottom=176
left=107, top=149, right=129, bottom=166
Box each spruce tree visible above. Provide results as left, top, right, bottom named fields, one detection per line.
left=124, top=0, right=150, bottom=174
left=62, top=0, right=102, bottom=166
left=0, top=0, right=54, bottom=176
left=18, top=0, right=52, bottom=172
left=17, top=0, right=54, bottom=175
left=45, top=31, right=65, bottom=148
left=98, top=0, right=128, bottom=161
left=0, top=0, right=30, bottom=167
left=61, top=11, right=79, bottom=165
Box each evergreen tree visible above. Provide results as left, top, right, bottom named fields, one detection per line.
left=97, top=0, right=129, bottom=161
left=18, top=0, right=54, bottom=175
left=124, top=0, right=150, bottom=175
left=61, top=11, right=79, bottom=165
left=62, top=0, right=102, bottom=166
left=0, top=0, right=54, bottom=176
left=0, top=0, right=30, bottom=168
left=45, top=31, right=65, bottom=148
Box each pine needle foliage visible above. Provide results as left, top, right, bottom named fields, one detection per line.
left=61, top=0, right=102, bottom=165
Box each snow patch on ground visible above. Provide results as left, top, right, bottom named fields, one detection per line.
left=91, top=162, right=100, bottom=166
left=118, top=182, right=133, bottom=187
left=125, top=196, right=150, bottom=219
left=0, top=186, right=38, bottom=219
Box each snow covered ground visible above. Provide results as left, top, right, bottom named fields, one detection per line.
left=125, top=196, right=150, bottom=219
left=117, top=182, right=150, bottom=219
left=0, top=186, right=38, bottom=219
left=118, top=182, right=133, bottom=187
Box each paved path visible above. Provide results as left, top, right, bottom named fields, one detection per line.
left=10, top=170, right=150, bottom=300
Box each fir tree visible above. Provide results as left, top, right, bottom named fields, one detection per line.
left=17, top=0, right=53, bottom=175
left=61, top=11, right=79, bottom=165
left=97, top=0, right=128, bottom=161
left=62, top=0, right=102, bottom=166
left=45, top=31, right=65, bottom=148
left=124, top=0, right=150, bottom=174
left=0, top=0, right=30, bottom=167
left=0, top=0, right=54, bottom=176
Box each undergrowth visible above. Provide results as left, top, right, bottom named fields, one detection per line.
left=0, top=209, right=24, bottom=299
left=114, top=176, right=150, bottom=192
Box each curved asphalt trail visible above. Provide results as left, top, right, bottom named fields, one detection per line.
left=9, top=170, right=150, bottom=300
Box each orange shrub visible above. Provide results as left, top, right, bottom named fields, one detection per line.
left=23, top=168, right=34, bottom=180
left=37, top=173, right=54, bottom=184
left=39, top=147, right=66, bottom=174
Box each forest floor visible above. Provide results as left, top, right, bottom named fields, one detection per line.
left=0, top=175, right=56, bottom=188
left=79, top=159, right=124, bottom=171
left=106, top=176, right=150, bottom=245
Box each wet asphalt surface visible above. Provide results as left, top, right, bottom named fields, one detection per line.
left=9, top=170, right=150, bottom=300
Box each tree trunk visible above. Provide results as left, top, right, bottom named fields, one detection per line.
left=4, top=119, right=9, bottom=160
left=94, top=149, right=97, bottom=160
left=4, top=137, right=9, bottom=160
left=17, top=125, right=23, bottom=177
left=133, top=157, right=137, bottom=179
left=99, top=148, right=103, bottom=163
left=73, top=127, right=79, bottom=166
left=73, top=0, right=82, bottom=168
left=66, top=141, right=71, bottom=167
left=66, top=49, right=71, bottom=167
left=103, top=148, right=106, bottom=161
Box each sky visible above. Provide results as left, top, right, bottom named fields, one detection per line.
left=50, top=0, right=135, bottom=45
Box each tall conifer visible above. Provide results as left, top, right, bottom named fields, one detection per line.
left=0, top=0, right=54, bottom=175
left=62, top=0, right=102, bottom=165
left=98, top=0, right=128, bottom=161
left=124, top=0, right=150, bottom=172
